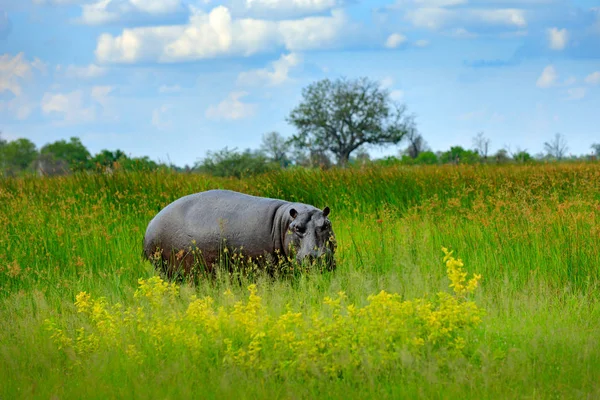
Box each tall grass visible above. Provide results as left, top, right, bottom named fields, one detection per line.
left=1, top=163, right=599, bottom=399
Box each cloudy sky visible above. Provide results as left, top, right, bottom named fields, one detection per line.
left=1, top=0, right=599, bottom=166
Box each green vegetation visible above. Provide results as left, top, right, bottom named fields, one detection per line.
left=0, top=135, right=176, bottom=177
left=0, top=137, right=38, bottom=175
left=1, top=162, right=599, bottom=399
left=40, top=137, right=91, bottom=172
left=194, top=147, right=279, bottom=179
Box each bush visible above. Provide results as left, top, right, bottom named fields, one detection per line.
left=415, top=151, right=439, bottom=165
left=514, top=151, right=533, bottom=163
left=194, top=147, right=279, bottom=178
left=440, top=146, right=480, bottom=165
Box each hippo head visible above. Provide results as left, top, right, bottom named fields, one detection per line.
left=286, top=206, right=336, bottom=270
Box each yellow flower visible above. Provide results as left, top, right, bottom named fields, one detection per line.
left=47, top=247, right=484, bottom=379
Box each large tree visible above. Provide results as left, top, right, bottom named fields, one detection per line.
left=287, top=77, right=415, bottom=166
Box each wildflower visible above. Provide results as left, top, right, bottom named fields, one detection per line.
left=442, top=247, right=482, bottom=296
left=47, top=248, right=484, bottom=379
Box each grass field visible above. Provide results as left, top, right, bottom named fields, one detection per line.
left=1, top=163, right=599, bottom=399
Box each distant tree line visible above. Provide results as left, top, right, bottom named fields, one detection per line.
left=0, top=134, right=182, bottom=177
left=2, top=76, right=599, bottom=178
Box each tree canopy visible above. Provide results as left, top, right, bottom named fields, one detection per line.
left=440, top=146, right=480, bottom=165
left=194, top=147, right=277, bottom=179
left=41, top=137, right=91, bottom=171
left=0, top=138, right=37, bottom=174
left=287, top=77, right=415, bottom=166
left=260, top=132, right=290, bottom=167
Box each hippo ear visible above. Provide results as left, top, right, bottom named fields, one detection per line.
left=323, top=206, right=330, bottom=217
left=290, top=208, right=298, bottom=219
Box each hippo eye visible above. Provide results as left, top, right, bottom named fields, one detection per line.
left=297, top=226, right=306, bottom=234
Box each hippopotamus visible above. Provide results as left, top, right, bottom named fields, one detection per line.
left=143, top=189, right=336, bottom=277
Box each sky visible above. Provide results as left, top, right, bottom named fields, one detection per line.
left=0, top=0, right=599, bottom=167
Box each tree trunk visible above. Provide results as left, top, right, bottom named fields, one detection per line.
left=337, top=151, right=351, bottom=167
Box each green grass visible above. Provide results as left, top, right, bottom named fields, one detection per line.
left=1, top=163, right=600, bottom=399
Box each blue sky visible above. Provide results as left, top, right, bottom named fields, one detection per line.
left=1, top=0, right=599, bottom=167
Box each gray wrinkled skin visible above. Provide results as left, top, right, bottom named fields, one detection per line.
left=143, top=189, right=336, bottom=276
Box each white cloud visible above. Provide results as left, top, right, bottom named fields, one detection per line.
left=409, top=0, right=466, bottom=6
left=95, top=6, right=352, bottom=63
left=205, top=91, right=256, bottom=120
left=378, top=77, right=404, bottom=100
left=237, top=52, right=301, bottom=86
left=151, top=104, right=172, bottom=130
left=0, top=96, right=35, bottom=120
left=565, top=87, right=586, bottom=100
left=64, top=63, right=108, bottom=78
left=563, top=76, right=576, bottom=86
left=91, top=85, right=114, bottom=107
left=79, top=0, right=181, bottom=25
left=380, top=76, right=394, bottom=89
left=158, top=84, right=182, bottom=93
left=547, top=27, right=568, bottom=50
left=80, top=0, right=120, bottom=25
left=414, top=39, right=429, bottom=47
left=278, top=9, right=350, bottom=51
left=448, top=27, right=478, bottom=38
left=0, top=53, right=32, bottom=97
left=475, top=9, right=526, bottom=27
left=0, top=53, right=44, bottom=120
left=390, top=90, right=404, bottom=101
left=536, top=65, right=557, bottom=88
left=41, top=90, right=96, bottom=124
left=385, top=33, right=407, bottom=48
left=33, top=0, right=88, bottom=4
left=404, top=7, right=452, bottom=30
left=130, top=0, right=180, bottom=14
left=96, top=28, right=163, bottom=63
left=41, top=86, right=114, bottom=124
left=243, top=0, right=339, bottom=14
left=31, top=58, right=48, bottom=75
left=585, top=71, right=600, bottom=85
left=402, top=4, right=526, bottom=31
